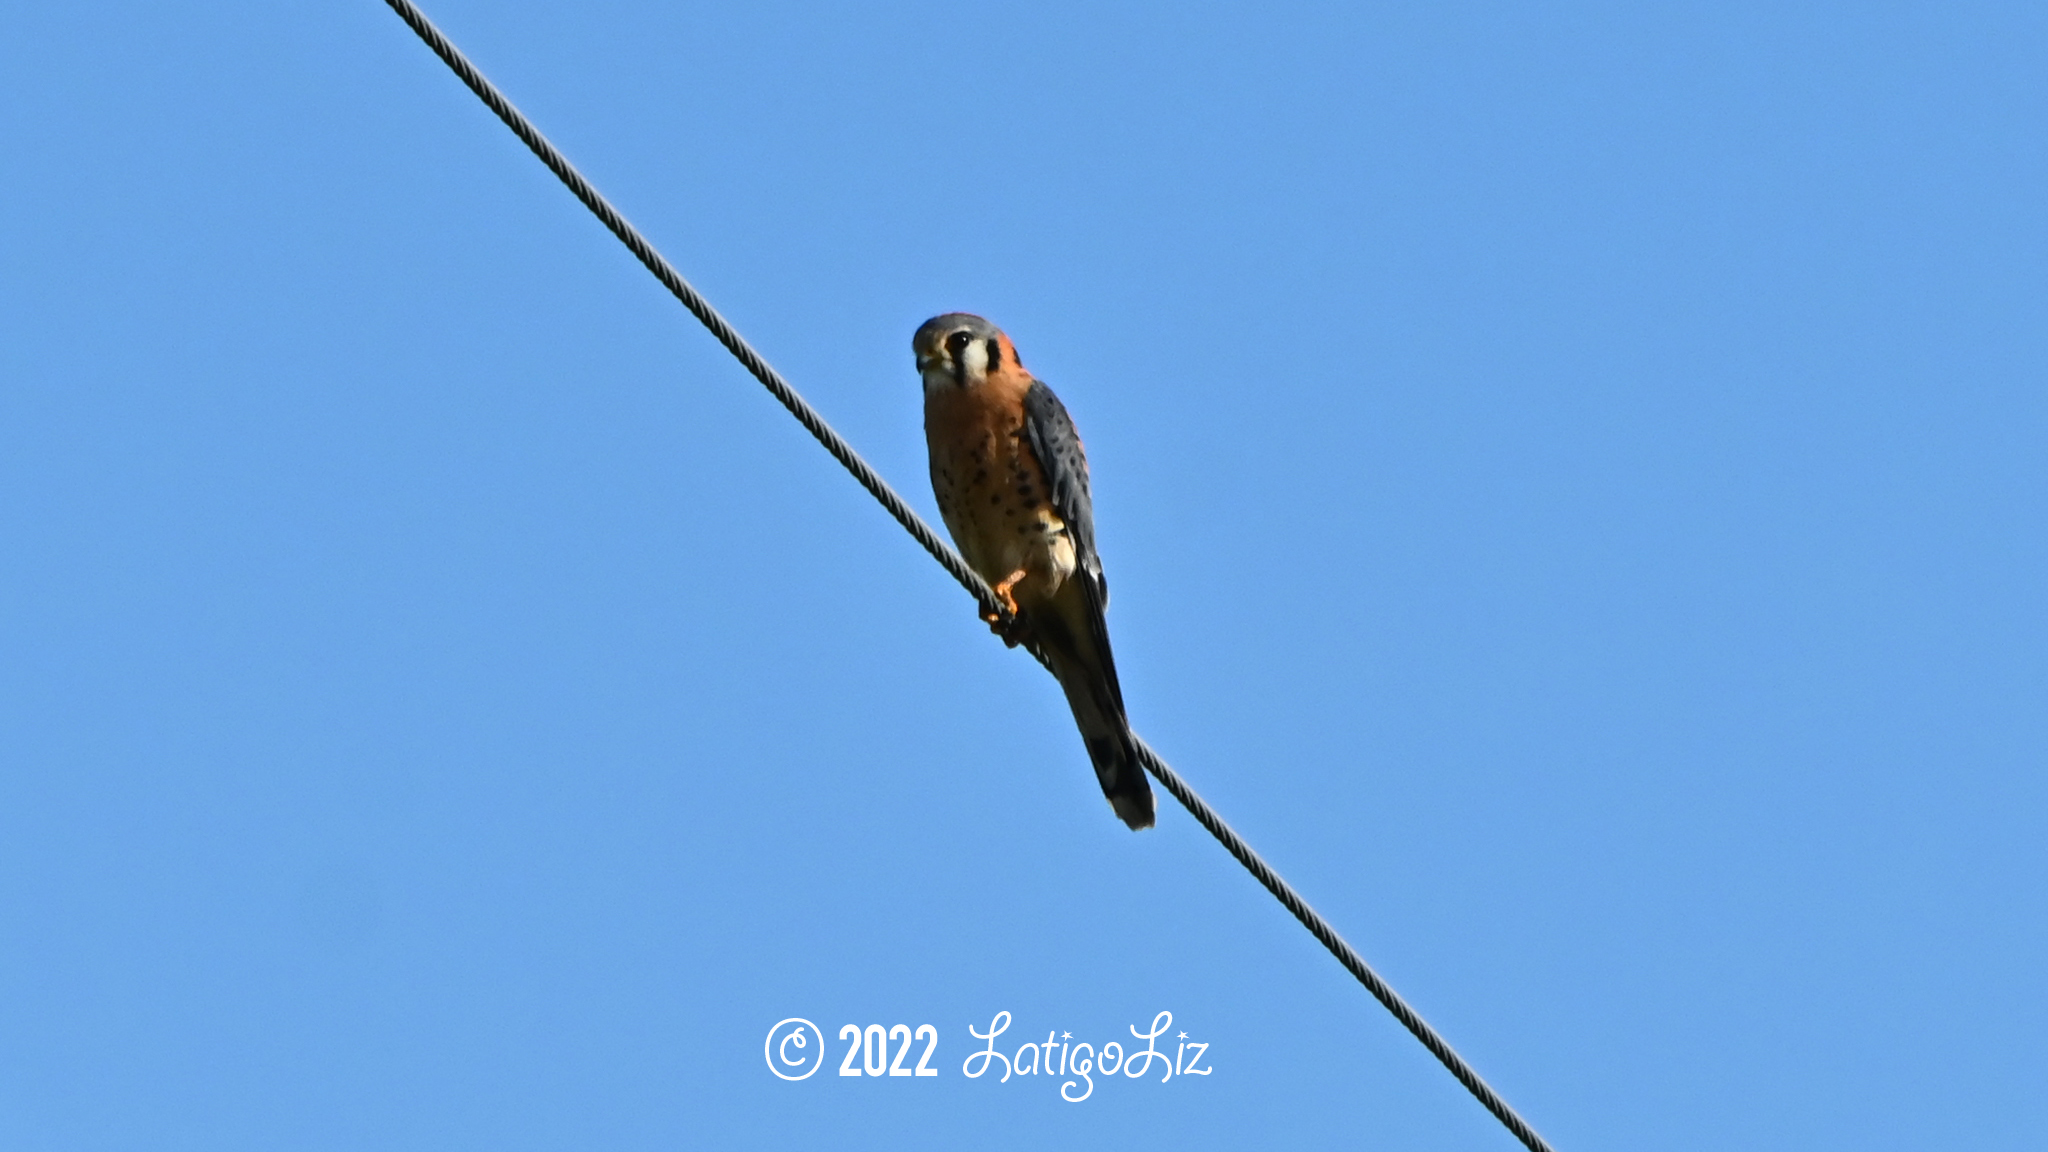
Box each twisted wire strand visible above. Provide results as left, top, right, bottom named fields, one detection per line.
left=379, top=4, right=1555, bottom=1149
left=1131, top=736, right=1555, bottom=1151
left=379, top=0, right=1009, bottom=630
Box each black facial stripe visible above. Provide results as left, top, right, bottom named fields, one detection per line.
left=986, top=338, right=1001, bottom=370
left=943, top=330, right=974, bottom=385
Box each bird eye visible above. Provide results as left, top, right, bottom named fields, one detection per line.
left=945, top=331, right=973, bottom=356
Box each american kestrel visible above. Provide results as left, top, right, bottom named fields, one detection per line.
left=915, top=313, right=1155, bottom=830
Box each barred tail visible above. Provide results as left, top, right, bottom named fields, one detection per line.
left=1050, top=669, right=1152, bottom=829
left=1041, top=624, right=1154, bottom=830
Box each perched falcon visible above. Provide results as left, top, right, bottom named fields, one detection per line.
left=914, top=313, right=1155, bottom=830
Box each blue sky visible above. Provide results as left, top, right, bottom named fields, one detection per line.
left=2, top=2, right=2042, bottom=1149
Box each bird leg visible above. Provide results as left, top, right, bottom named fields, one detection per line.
left=981, top=569, right=1034, bottom=648
left=982, top=568, right=1027, bottom=620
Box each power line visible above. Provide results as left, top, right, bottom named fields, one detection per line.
left=377, top=4, right=1558, bottom=1149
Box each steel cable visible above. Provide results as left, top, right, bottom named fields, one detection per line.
left=379, top=3, right=1557, bottom=1149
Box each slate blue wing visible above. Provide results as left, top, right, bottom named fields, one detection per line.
left=1021, top=378, right=1153, bottom=828
left=1023, top=379, right=1106, bottom=605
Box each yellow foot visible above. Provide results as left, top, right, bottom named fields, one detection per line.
left=979, top=569, right=1026, bottom=623
left=980, top=569, right=1031, bottom=647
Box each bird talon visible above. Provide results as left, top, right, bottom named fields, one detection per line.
left=991, top=570, right=1026, bottom=613
left=987, top=613, right=1032, bottom=649
left=995, top=575, right=1024, bottom=609
left=979, top=568, right=1032, bottom=645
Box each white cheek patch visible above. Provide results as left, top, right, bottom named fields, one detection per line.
left=957, top=337, right=989, bottom=381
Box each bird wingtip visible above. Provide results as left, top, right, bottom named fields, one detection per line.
left=1111, top=792, right=1156, bottom=831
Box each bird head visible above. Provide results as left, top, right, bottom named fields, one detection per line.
left=913, top=313, right=1021, bottom=394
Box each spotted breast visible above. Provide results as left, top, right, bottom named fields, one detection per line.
left=914, top=312, right=1155, bottom=830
